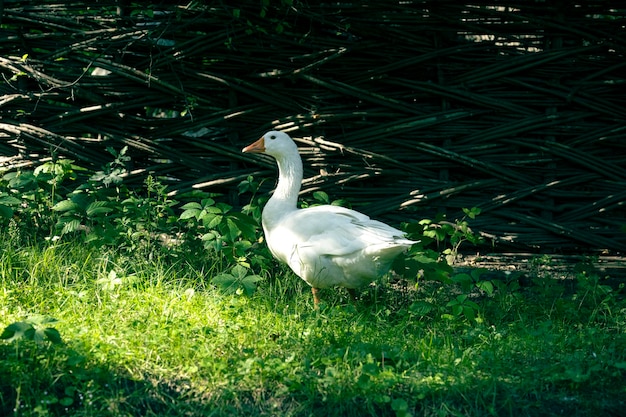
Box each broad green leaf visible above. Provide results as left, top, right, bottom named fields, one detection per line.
left=29, top=315, right=59, bottom=326
left=226, top=217, right=240, bottom=241
left=233, top=240, right=252, bottom=256
left=451, top=273, right=472, bottom=284
left=69, top=192, right=91, bottom=208
left=180, top=202, right=202, bottom=210
left=200, top=198, right=215, bottom=207
left=216, top=202, right=232, bottom=213
left=204, top=213, right=223, bottom=229
left=409, top=301, right=434, bottom=317
left=212, top=273, right=237, bottom=293
left=313, top=191, right=329, bottom=203
left=179, top=208, right=200, bottom=220
left=1, top=321, right=35, bottom=342
left=463, top=306, right=477, bottom=321
left=451, top=304, right=462, bottom=316
left=0, top=195, right=20, bottom=205
left=42, top=327, right=63, bottom=344
left=53, top=200, right=80, bottom=212
left=86, top=201, right=113, bottom=216
left=203, top=206, right=223, bottom=214
left=470, top=268, right=488, bottom=280
left=61, top=219, right=82, bottom=234
left=59, top=397, right=74, bottom=406
left=34, top=328, right=47, bottom=343
left=429, top=267, right=452, bottom=283
left=391, top=398, right=409, bottom=412
left=230, top=212, right=258, bottom=239
left=231, top=264, right=249, bottom=279
left=476, top=280, right=494, bottom=295
left=0, top=205, right=14, bottom=218
left=455, top=294, right=469, bottom=303
left=411, top=254, right=438, bottom=264
left=242, top=275, right=263, bottom=295
left=6, top=171, right=36, bottom=188
left=201, top=230, right=220, bottom=242
left=85, top=232, right=101, bottom=243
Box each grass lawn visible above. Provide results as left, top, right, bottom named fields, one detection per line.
left=1, top=230, right=625, bottom=417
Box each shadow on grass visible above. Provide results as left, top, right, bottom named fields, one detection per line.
left=2, top=290, right=625, bottom=417
left=0, top=341, right=211, bottom=417
left=0, top=336, right=392, bottom=417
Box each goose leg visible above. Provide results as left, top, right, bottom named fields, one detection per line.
left=311, top=287, right=320, bottom=308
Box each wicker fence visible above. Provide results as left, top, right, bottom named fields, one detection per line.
left=1, top=1, right=625, bottom=252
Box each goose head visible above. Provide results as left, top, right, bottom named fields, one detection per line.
left=242, top=130, right=304, bottom=226
left=242, top=130, right=298, bottom=158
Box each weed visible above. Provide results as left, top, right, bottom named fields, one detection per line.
left=418, top=207, right=484, bottom=264
left=1, top=158, right=81, bottom=235
left=1, top=315, right=62, bottom=345
left=179, top=197, right=258, bottom=265
left=444, top=294, right=481, bottom=323
left=212, top=264, right=264, bottom=296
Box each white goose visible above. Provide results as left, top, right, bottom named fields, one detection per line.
left=242, top=131, right=417, bottom=306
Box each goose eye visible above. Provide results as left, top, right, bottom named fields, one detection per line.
left=269, top=135, right=277, bottom=140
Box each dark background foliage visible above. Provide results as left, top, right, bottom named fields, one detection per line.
left=1, top=1, right=625, bottom=252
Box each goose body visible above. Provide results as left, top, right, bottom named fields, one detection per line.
left=242, top=131, right=416, bottom=305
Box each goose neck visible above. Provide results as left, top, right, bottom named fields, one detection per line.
left=272, top=153, right=303, bottom=207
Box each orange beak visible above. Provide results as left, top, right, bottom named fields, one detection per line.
left=242, top=137, right=265, bottom=154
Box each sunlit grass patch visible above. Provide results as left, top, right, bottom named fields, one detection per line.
left=1, top=229, right=625, bottom=416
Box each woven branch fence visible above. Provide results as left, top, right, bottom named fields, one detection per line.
left=1, top=1, right=625, bottom=253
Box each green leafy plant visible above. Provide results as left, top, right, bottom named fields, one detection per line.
left=573, top=269, right=617, bottom=323
left=526, top=255, right=563, bottom=296
left=394, top=220, right=452, bottom=284
left=1, top=315, right=62, bottom=345
left=33, top=159, right=83, bottom=202
left=299, top=190, right=350, bottom=209
left=88, top=146, right=131, bottom=187
left=0, top=192, right=20, bottom=220
left=96, top=270, right=139, bottom=292
left=179, top=197, right=259, bottom=265
left=451, top=268, right=494, bottom=296
left=179, top=174, right=279, bottom=274
left=445, top=294, right=481, bottom=323
left=398, top=208, right=491, bottom=323
left=1, top=158, right=81, bottom=232
left=117, top=175, right=179, bottom=251
left=51, top=148, right=131, bottom=244
left=398, top=207, right=484, bottom=285
left=420, top=207, right=484, bottom=264
left=391, top=397, right=413, bottom=417
left=238, top=175, right=268, bottom=223
left=212, top=264, right=264, bottom=296
left=48, top=148, right=181, bottom=254
left=52, top=191, right=116, bottom=242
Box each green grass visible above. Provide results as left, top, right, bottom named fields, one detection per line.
left=1, top=230, right=625, bottom=417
